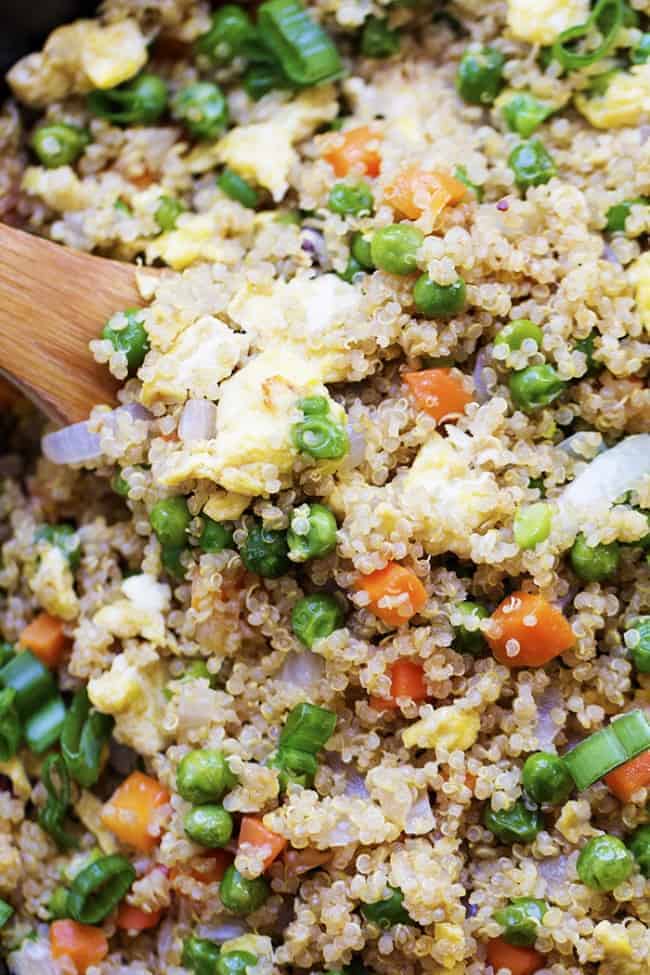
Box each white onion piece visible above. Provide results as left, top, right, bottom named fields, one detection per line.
left=327, top=819, right=354, bottom=846
left=559, top=434, right=650, bottom=525
left=341, top=420, right=366, bottom=470
left=344, top=771, right=369, bottom=799
left=536, top=854, right=570, bottom=889
left=472, top=348, right=490, bottom=403
left=534, top=685, right=563, bottom=751
left=404, top=790, right=434, bottom=835
left=42, top=420, right=102, bottom=464
left=557, top=431, right=605, bottom=461
left=179, top=398, right=218, bottom=442
left=197, top=921, right=249, bottom=943
left=280, top=650, right=324, bottom=687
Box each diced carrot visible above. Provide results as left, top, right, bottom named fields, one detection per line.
left=50, top=920, right=109, bottom=974
left=283, top=847, right=333, bottom=877
left=404, top=368, right=473, bottom=423
left=384, top=165, right=467, bottom=221
left=101, top=771, right=170, bottom=852
left=604, top=750, right=650, bottom=802
left=355, top=562, right=427, bottom=628
left=465, top=772, right=477, bottom=793
left=487, top=592, right=575, bottom=669
left=116, top=904, right=162, bottom=932
left=19, top=612, right=66, bottom=668
left=322, top=125, right=382, bottom=178
left=238, top=816, right=287, bottom=870
left=486, top=937, right=544, bottom=975
left=370, top=659, right=427, bottom=710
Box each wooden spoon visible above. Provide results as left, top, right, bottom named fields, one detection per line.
left=0, top=223, right=145, bottom=424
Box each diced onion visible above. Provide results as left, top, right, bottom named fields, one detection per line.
left=472, top=348, right=490, bottom=404
left=279, top=651, right=324, bottom=687
left=179, top=399, right=218, bottom=442
left=344, top=771, right=369, bottom=799
left=341, top=420, right=366, bottom=470
left=197, top=921, right=249, bottom=943
left=534, top=685, right=563, bottom=751
left=42, top=404, right=151, bottom=465
left=559, top=434, right=650, bottom=526
left=404, top=790, right=434, bottom=835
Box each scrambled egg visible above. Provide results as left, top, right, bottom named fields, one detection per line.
left=28, top=546, right=79, bottom=622
left=0, top=757, right=31, bottom=799
left=575, top=65, right=650, bottom=129
left=75, top=791, right=118, bottom=854
left=629, top=252, right=650, bottom=331
left=22, top=166, right=91, bottom=212
left=203, top=489, right=252, bottom=522
left=594, top=921, right=633, bottom=959
left=219, top=936, right=273, bottom=975
left=146, top=211, right=246, bottom=271
left=92, top=573, right=171, bottom=645
left=141, top=315, right=249, bottom=406
left=88, top=650, right=169, bottom=754
left=402, top=704, right=481, bottom=753
left=434, top=923, right=466, bottom=970
left=506, top=0, right=589, bottom=44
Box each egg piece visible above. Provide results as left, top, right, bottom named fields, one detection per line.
left=88, top=652, right=169, bottom=754
left=402, top=704, right=481, bottom=753
left=80, top=20, right=147, bottom=89
left=27, top=546, right=79, bottom=622
left=203, top=490, right=252, bottom=522
left=92, top=574, right=170, bottom=645
left=507, top=0, right=589, bottom=44
left=575, top=65, right=650, bottom=129
left=145, top=212, right=246, bottom=271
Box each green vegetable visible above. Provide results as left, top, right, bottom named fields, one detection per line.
left=609, top=710, right=650, bottom=760
left=219, top=864, right=270, bottom=914
left=413, top=275, right=466, bottom=318
left=101, top=308, right=150, bottom=374
left=292, top=399, right=349, bottom=461
left=0, top=898, right=13, bottom=929
left=240, top=522, right=290, bottom=578
left=61, top=688, right=114, bottom=788
left=47, top=886, right=70, bottom=920
left=493, top=898, right=547, bottom=947
left=111, top=469, right=130, bottom=497
left=577, top=834, right=633, bottom=891
left=155, top=196, right=185, bottom=231
left=361, top=887, right=411, bottom=928
left=0, top=643, right=14, bottom=669
left=0, top=650, right=55, bottom=718
left=605, top=197, right=648, bottom=234
left=483, top=799, right=543, bottom=844
left=0, top=688, right=20, bottom=763
left=631, top=32, right=650, bottom=63
left=513, top=502, right=552, bottom=550
left=501, top=93, right=552, bottom=138
left=522, top=752, right=573, bottom=805
left=244, top=62, right=291, bottom=100
left=287, top=502, right=338, bottom=562
left=199, top=517, right=235, bottom=553
left=195, top=5, right=257, bottom=64
left=172, top=83, right=229, bottom=139
left=182, top=935, right=221, bottom=975
left=184, top=804, right=234, bottom=848
left=30, top=123, right=90, bottom=168
left=218, top=168, right=260, bottom=209
left=270, top=746, right=318, bottom=790
left=551, top=0, right=625, bottom=72
left=150, top=496, right=191, bottom=549
left=34, top=523, right=81, bottom=571
left=161, top=544, right=186, bottom=580
left=563, top=712, right=650, bottom=790
left=68, top=854, right=136, bottom=924
left=217, top=950, right=258, bottom=975
left=574, top=332, right=600, bottom=375
left=456, top=46, right=505, bottom=105
left=114, top=199, right=132, bottom=216
left=370, top=224, right=423, bottom=275
left=629, top=617, right=650, bottom=674
left=453, top=601, right=489, bottom=656
left=25, top=695, right=66, bottom=754
left=328, top=181, right=374, bottom=216
left=38, top=754, right=78, bottom=850
left=280, top=701, right=337, bottom=753
left=508, top=140, right=556, bottom=190
left=338, top=255, right=364, bottom=283
left=257, top=0, right=343, bottom=86
left=88, top=74, right=168, bottom=124
left=291, top=593, right=344, bottom=647
left=360, top=16, right=400, bottom=58
left=350, top=231, right=374, bottom=269
left=628, top=824, right=650, bottom=877
left=509, top=364, right=566, bottom=412
left=454, top=165, right=484, bottom=201
left=570, top=533, right=619, bottom=582
left=494, top=319, right=543, bottom=351
left=177, top=749, right=238, bottom=804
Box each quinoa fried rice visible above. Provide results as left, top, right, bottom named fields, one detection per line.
left=0, top=0, right=650, bottom=972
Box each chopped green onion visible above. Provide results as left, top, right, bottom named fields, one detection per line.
left=244, top=61, right=291, bottom=100
left=38, top=753, right=78, bottom=850
left=269, top=746, right=318, bottom=790
left=564, top=726, right=628, bottom=790
left=501, top=92, right=553, bottom=138
left=0, top=898, right=13, bottom=929
left=67, top=854, right=136, bottom=925
left=218, top=168, right=260, bottom=209
left=61, top=688, right=114, bottom=788
left=551, top=0, right=625, bottom=72
left=610, top=710, right=650, bottom=761
left=25, top=694, right=66, bottom=754
left=0, top=650, right=56, bottom=718
left=47, top=886, right=70, bottom=920
left=361, top=887, right=411, bottom=928
left=0, top=643, right=15, bottom=668
left=257, top=0, right=343, bottom=86
left=279, top=702, right=337, bottom=754
left=454, top=165, right=483, bottom=201
left=0, top=688, right=21, bottom=762
left=34, top=523, right=81, bottom=571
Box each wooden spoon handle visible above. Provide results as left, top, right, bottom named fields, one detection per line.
left=0, top=224, right=143, bottom=424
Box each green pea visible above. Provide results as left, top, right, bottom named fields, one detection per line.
left=360, top=16, right=400, bottom=59
left=501, top=92, right=552, bottom=138
left=483, top=799, right=543, bottom=844
left=509, top=364, right=566, bottom=412
left=30, top=123, right=90, bottom=168
left=570, top=533, right=619, bottom=582
left=291, top=593, right=344, bottom=648
left=240, top=522, right=290, bottom=578
left=456, top=46, right=505, bottom=105
left=631, top=33, right=650, bottom=64
left=195, top=5, right=257, bottom=64
left=216, top=950, right=258, bottom=975
left=605, top=198, right=648, bottom=234
left=218, top=168, right=260, bottom=209
left=300, top=396, right=329, bottom=415
left=161, top=544, right=186, bottom=580
left=34, top=523, right=81, bottom=571
left=454, top=165, right=484, bottom=201
left=350, top=232, right=374, bottom=270
left=338, top=255, right=364, bottom=283
left=628, top=824, right=650, bottom=877
left=155, top=196, right=185, bottom=231
left=182, top=935, right=221, bottom=975
left=508, top=140, right=556, bottom=190
left=87, top=74, right=168, bottom=125
left=361, top=887, right=411, bottom=928
left=292, top=412, right=349, bottom=461
left=184, top=804, right=233, bottom=847
left=370, top=224, right=423, bottom=275
left=574, top=332, right=600, bottom=375
left=453, top=601, right=488, bottom=656
left=493, top=897, right=547, bottom=947
left=287, top=503, right=338, bottom=562
left=269, top=746, right=318, bottom=790
left=172, top=83, right=229, bottom=139
left=150, top=497, right=191, bottom=548
left=328, top=181, right=374, bottom=216
left=494, top=319, right=543, bottom=351
left=244, top=62, right=290, bottom=100
left=219, top=864, right=269, bottom=914
left=413, top=275, right=466, bottom=318
left=513, top=502, right=552, bottom=550
left=522, top=752, right=573, bottom=806
left=101, top=308, right=150, bottom=374
left=577, top=835, right=633, bottom=891
left=199, top=517, right=235, bottom=553
left=629, top=617, right=650, bottom=674
left=177, top=749, right=238, bottom=804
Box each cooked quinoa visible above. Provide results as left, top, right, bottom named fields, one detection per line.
left=0, top=0, right=650, bottom=973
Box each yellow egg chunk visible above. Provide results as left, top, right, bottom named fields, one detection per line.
left=80, top=19, right=148, bottom=89
left=575, top=65, right=650, bottom=129
left=507, top=0, right=589, bottom=44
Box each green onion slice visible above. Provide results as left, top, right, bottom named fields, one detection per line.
left=0, top=898, right=13, bottom=929
left=39, top=753, right=78, bottom=850
left=279, top=702, right=337, bottom=754
left=0, top=650, right=55, bottom=718
left=0, top=688, right=21, bottom=763
left=257, top=0, right=343, bottom=86
left=67, top=854, right=136, bottom=925
left=62, top=688, right=114, bottom=788
left=610, top=709, right=650, bottom=760
left=551, top=0, right=624, bottom=71
left=25, top=695, right=66, bottom=754
left=563, top=726, right=627, bottom=790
